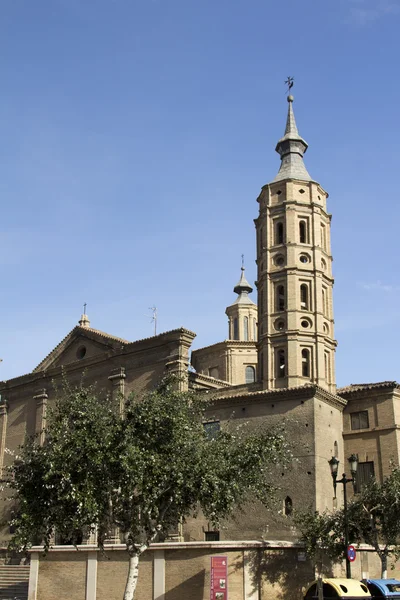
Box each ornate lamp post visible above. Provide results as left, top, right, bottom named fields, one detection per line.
left=328, top=454, right=358, bottom=578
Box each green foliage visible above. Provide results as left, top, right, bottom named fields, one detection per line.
left=9, top=376, right=291, bottom=558
left=296, top=468, right=400, bottom=576
left=347, top=468, right=400, bottom=572
left=294, top=509, right=345, bottom=565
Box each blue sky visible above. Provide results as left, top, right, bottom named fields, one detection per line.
left=0, top=0, right=399, bottom=386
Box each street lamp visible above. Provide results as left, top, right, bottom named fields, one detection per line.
left=328, top=454, right=358, bottom=579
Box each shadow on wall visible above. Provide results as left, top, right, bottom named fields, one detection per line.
left=165, top=569, right=206, bottom=600
left=243, top=548, right=316, bottom=600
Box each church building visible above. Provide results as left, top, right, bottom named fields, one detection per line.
left=0, top=94, right=398, bottom=599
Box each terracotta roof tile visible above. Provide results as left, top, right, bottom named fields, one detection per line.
left=337, top=381, right=399, bottom=395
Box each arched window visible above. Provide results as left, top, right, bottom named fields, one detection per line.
left=322, top=286, right=328, bottom=317
left=284, top=496, right=293, bottom=516
left=209, top=367, right=219, bottom=379
left=299, top=220, right=307, bottom=244
left=302, top=349, right=310, bottom=378
left=276, top=285, right=285, bottom=312
left=275, top=222, right=284, bottom=245
left=277, top=349, right=285, bottom=378
left=245, top=366, right=256, bottom=384
left=325, top=351, right=331, bottom=383
left=244, top=317, right=249, bottom=341
left=233, top=318, right=239, bottom=340
left=321, top=223, right=327, bottom=251
left=300, top=284, right=309, bottom=310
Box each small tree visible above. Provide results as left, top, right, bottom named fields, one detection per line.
left=9, top=378, right=291, bottom=600
left=347, top=468, right=400, bottom=578
left=296, top=468, right=400, bottom=579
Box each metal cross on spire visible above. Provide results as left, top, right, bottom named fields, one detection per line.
left=83, top=302, right=87, bottom=315
left=284, top=76, right=294, bottom=94
left=241, top=254, right=245, bottom=269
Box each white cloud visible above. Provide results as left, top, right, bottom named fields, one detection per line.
left=358, top=281, right=400, bottom=292
left=347, top=0, right=400, bottom=24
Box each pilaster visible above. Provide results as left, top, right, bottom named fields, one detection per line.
left=34, top=389, right=48, bottom=446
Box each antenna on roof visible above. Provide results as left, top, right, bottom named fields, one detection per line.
left=144, top=306, right=157, bottom=336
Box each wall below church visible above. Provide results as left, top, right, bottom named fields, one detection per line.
left=28, top=541, right=398, bottom=600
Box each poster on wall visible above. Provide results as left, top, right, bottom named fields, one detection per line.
left=210, top=556, right=228, bottom=600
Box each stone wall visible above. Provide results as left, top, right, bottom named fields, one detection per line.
left=27, top=541, right=399, bottom=600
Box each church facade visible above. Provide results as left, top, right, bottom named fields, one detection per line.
left=0, top=95, right=398, bottom=557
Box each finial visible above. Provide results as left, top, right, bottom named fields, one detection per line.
left=241, top=254, right=245, bottom=270
left=284, top=76, right=294, bottom=95
left=78, top=304, right=90, bottom=329
left=287, top=95, right=294, bottom=103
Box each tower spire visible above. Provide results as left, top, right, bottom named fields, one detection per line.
left=233, top=258, right=253, bottom=298
left=273, top=95, right=313, bottom=183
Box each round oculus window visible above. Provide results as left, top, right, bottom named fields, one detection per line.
left=299, top=254, right=311, bottom=264
left=274, top=319, right=285, bottom=331
left=301, top=319, right=312, bottom=329
left=274, top=254, right=285, bottom=267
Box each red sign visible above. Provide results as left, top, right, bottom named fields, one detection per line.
left=347, top=545, right=356, bottom=562
left=210, top=556, right=228, bottom=600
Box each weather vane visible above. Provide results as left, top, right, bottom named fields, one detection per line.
left=241, top=254, right=245, bottom=269
left=285, top=76, right=294, bottom=94
left=145, top=306, right=158, bottom=336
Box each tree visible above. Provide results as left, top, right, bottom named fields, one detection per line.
left=296, top=468, right=400, bottom=579
left=347, top=469, right=400, bottom=578
left=9, top=377, right=291, bottom=600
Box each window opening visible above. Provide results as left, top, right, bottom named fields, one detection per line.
left=302, top=349, right=310, bottom=377
left=244, top=317, right=249, bottom=341
left=276, top=285, right=285, bottom=311
left=245, top=366, right=256, bottom=384
left=284, top=496, right=293, bottom=516
left=253, top=319, right=257, bottom=341
left=205, top=531, right=220, bottom=541
left=299, top=220, right=307, bottom=244
left=276, top=222, right=284, bottom=245
left=324, top=351, right=331, bottom=383
left=277, top=349, right=285, bottom=378
left=300, top=284, right=309, bottom=310
left=203, top=421, right=220, bottom=440
left=354, top=461, right=375, bottom=494
left=233, top=318, right=239, bottom=340
left=208, top=367, right=219, bottom=379
left=321, top=223, right=327, bottom=251
left=351, top=411, right=369, bottom=430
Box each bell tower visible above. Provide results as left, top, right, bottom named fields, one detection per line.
left=255, top=95, right=337, bottom=393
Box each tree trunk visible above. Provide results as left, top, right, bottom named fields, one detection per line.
left=123, top=552, right=140, bottom=600
left=381, top=553, right=388, bottom=579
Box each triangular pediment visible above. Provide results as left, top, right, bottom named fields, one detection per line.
left=33, top=326, right=129, bottom=373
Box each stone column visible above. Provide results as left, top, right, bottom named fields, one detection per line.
left=153, top=550, right=165, bottom=600
left=108, top=367, right=126, bottom=416
left=34, top=389, right=48, bottom=446
left=0, top=397, right=8, bottom=476
left=86, top=552, right=98, bottom=600
left=28, top=552, right=39, bottom=600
